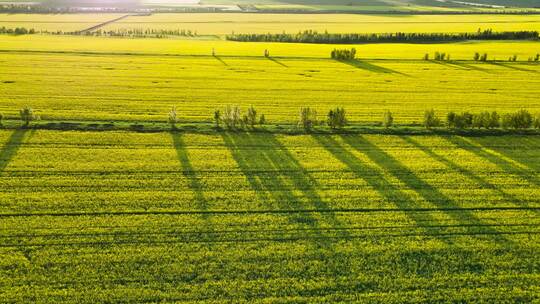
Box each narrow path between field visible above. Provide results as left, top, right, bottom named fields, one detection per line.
left=77, top=14, right=134, bottom=34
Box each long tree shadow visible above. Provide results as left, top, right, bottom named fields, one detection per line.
left=450, top=61, right=492, bottom=73
left=315, top=135, right=457, bottom=245
left=449, top=136, right=539, bottom=188
left=170, top=132, right=210, bottom=220
left=0, top=129, right=30, bottom=173
left=471, top=137, right=540, bottom=172
left=337, top=59, right=409, bottom=76
left=403, top=136, right=539, bottom=213
left=222, top=132, right=349, bottom=248
left=267, top=57, right=288, bottom=68
left=488, top=61, right=539, bottom=74
left=341, top=135, right=514, bottom=246
left=429, top=60, right=469, bottom=71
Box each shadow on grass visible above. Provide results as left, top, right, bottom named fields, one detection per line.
left=222, top=132, right=349, bottom=248
left=170, top=132, right=209, bottom=218
left=341, top=135, right=514, bottom=246
left=213, top=55, right=229, bottom=66
left=0, top=129, right=30, bottom=173
left=488, top=61, right=539, bottom=74
left=449, top=136, right=539, bottom=188
left=450, top=61, right=492, bottom=73
left=338, top=59, right=409, bottom=76
left=267, top=57, right=288, bottom=68
left=403, top=136, right=538, bottom=213
left=315, top=135, right=458, bottom=245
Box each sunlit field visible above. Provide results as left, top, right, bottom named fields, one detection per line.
left=1, top=8, right=540, bottom=303
left=1, top=130, right=539, bottom=302
left=1, top=35, right=539, bottom=123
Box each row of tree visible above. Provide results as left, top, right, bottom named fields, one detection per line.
left=0, top=27, right=35, bottom=35
left=226, top=29, right=539, bottom=44
left=424, top=109, right=540, bottom=130
left=73, top=28, right=199, bottom=38
left=2, top=106, right=539, bottom=132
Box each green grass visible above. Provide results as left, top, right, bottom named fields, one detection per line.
left=0, top=129, right=539, bottom=302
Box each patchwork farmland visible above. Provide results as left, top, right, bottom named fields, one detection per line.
left=1, top=8, right=540, bottom=303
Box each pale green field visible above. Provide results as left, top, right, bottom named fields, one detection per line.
left=104, top=13, right=540, bottom=35
left=1, top=35, right=539, bottom=124
left=0, top=13, right=127, bottom=32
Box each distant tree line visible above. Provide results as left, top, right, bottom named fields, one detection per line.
left=226, top=29, right=539, bottom=44
left=0, top=27, right=36, bottom=35
left=73, top=28, right=199, bottom=38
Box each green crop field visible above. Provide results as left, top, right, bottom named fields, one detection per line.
left=1, top=130, right=539, bottom=302
left=1, top=35, right=540, bottom=123
left=1, top=11, right=540, bottom=303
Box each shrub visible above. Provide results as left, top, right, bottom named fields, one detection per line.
left=299, top=107, right=317, bottom=132
left=535, top=53, right=540, bottom=62
left=247, top=106, right=258, bottom=128
left=20, top=106, right=37, bottom=127
left=423, top=53, right=429, bottom=60
left=168, top=106, right=179, bottom=128
left=383, top=110, right=393, bottom=128
left=0, top=113, right=3, bottom=126
left=327, top=107, right=347, bottom=129
left=213, top=109, right=221, bottom=128
left=223, top=105, right=241, bottom=129
left=474, top=52, right=480, bottom=61
left=423, top=109, right=441, bottom=129
left=259, top=114, right=266, bottom=125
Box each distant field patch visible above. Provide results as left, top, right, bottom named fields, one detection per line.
left=99, top=13, right=540, bottom=35
left=0, top=13, right=127, bottom=32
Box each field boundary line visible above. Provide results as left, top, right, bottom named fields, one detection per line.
left=1, top=206, right=539, bottom=217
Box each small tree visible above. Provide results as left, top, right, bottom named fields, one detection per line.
left=383, top=110, right=393, bottom=128
left=480, top=53, right=488, bottom=62
left=423, top=109, right=441, bottom=129
left=214, top=109, right=221, bottom=128
left=501, top=113, right=513, bottom=129
left=168, top=106, right=179, bottom=129
left=533, top=113, right=540, bottom=129
left=247, top=106, right=257, bottom=128
left=0, top=113, right=3, bottom=127
left=513, top=109, right=533, bottom=129
left=488, top=111, right=500, bottom=129
left=223, top=105, right=241, bottom=130
left=446, top=111, right=456, bottom=129
left=299, top=107, right=317, bottom=132
left=327, top=107, right=347, bottom=129
left=474, top=52, right=480, bottom=61
left=423, top=53, right=429, bottom=60
left=20, top=107, right=37, bottom=127
left=535, top=53, right=539, bottom=62
left=259, top=114, right=266, bottom=126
